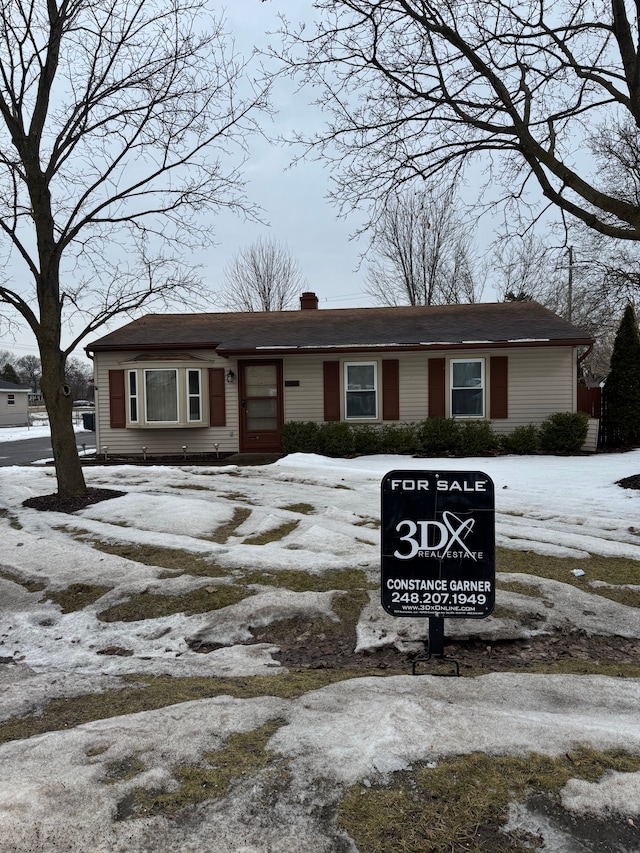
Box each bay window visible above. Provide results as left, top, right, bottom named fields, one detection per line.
left=124, top=366, right=203, bottom=427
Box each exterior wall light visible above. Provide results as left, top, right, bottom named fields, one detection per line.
left=226, top=369, right=235, bottom=384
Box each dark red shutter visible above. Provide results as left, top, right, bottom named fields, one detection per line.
left=382, top=359, right=400, bottom=421
left=209, top=368, right=226, bottom=427
left=490, top=356, right=508, bottom=419
left=323, top=361, right=340, bottom=421
left=428, top=358, right=446, bottom=418
left=109, top=369, right=126, bottom=428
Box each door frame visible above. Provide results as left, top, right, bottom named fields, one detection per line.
left=238, top=359, right=284, bottom=453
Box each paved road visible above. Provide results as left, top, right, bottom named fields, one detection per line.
left=0, top=431, right=95, bottom=466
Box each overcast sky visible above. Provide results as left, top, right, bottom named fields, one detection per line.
left=2, top=0, right=502, bottom=365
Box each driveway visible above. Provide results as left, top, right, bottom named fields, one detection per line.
left=0, top=431, right=95, bottom=466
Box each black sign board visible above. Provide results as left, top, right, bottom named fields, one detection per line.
left=381, top=470, right=495, bottom=618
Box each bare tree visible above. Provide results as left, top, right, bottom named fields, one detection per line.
left=494, top=233, right=626, bottom=376
left=275, top=1, right=640, bottom=252
left=0, top=0, right=268, bottom=497
left=17, top=355, right=42, bottom=393
left=365, top=186, right=483, bottom=306
left=218, top=237, right=306, bottom=311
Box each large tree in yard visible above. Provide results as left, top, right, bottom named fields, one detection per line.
left=0, top=0, right=268, bottom=497
left=275, top=0, right=640, bottom=254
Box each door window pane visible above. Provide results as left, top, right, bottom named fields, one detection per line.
left=246, top=398, right=278, bottom=431
left=245, top=365, right=277, bottom=397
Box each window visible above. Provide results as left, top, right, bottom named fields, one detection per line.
left=187, top=369, right=202, bottom=422
left=128, top=371, right=138, bottom=423
left=451, top=359, right=485, bottom=417
left=145, top=369, right=178, bottom=423
left=7, top=394, right=14, bottom=405
left=122, top=367, right=204, bottom=427
left=345, top=362, right=377, bottom=419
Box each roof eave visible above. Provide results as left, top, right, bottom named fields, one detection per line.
left=219, top=338, right=595, bottom=356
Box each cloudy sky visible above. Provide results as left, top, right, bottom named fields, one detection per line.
left=3, top=0, right=502, bottom=365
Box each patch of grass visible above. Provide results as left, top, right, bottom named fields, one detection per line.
left=219, top=491, right=256, bottom=504
left=240, top=568, right=369, bottom=593
left=170, top=484, right=214, bottom=492
left=0, top=570, right=46, bottom=593
left=281, top=502, right=315, bottom=515
left=85, top=541, right=233, bottom=578
left=47, top=583, right=113, bottom=613
left=101, top=755, right=147, bottom=785
left=0, top=670, right=397, bottom=747
left=116, top=719, right=285, bottom=820
left=354, top=517, right=380, bottom=529
left=208, top=506, right=252, bottom=543
left=497, top=580, right=545, bottom=599
left=242, top=520, right=299, bottom=545
left=0, top=508, right=22, bottom=530
left=97, top=584, right=250, bottom=623
left=497, top=547, right=640, bottom=603
left=338, top=749, right=640, bottom=853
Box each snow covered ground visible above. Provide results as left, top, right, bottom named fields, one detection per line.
left=1, top=438, right=640, bottom=851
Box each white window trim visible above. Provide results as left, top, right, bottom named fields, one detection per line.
left=450, top=358, right=485, bottom=419
left=344, top=361, right=378, bottom=420
left=7, top=394, right=15, bottom=405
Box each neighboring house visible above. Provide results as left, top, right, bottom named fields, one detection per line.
left=85, top=294, right=595, bottom=457
left=0, top=379, right=30, bottom=427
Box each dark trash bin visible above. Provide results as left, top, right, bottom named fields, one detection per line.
left=82, top=412, right=95, bottom=431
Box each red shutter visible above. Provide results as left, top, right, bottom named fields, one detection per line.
left=428, top=358, right=446, bottom=418
left=209, top=368, right=226, bottom=427
left=490, top=356, right=508, bottom=419
left=109, top=370, right=126, bottom=428
left=382, top=359, right=400, bottom=421
left=323, top=361, right=340, bottom=421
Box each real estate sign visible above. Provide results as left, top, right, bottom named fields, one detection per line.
left=381, top=470, right=495, bottom=618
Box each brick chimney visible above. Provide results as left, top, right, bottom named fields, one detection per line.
left=300, top=291, right=319, bottom=310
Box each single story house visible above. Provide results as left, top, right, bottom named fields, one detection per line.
left=85, top=294, right=595, bottom=456
left=0, top=379, right=30, bottom=427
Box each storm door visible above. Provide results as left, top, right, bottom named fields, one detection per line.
left=239, top=361, right=283, bottom=452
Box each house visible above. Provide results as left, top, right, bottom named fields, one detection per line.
left=85, top=295, right=595, bottom=457
left=0, top=379, right=30, bottom=427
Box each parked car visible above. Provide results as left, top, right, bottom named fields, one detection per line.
left=73, top=400, right=95, bottom=407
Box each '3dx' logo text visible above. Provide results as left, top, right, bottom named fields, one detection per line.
left=393, top=512, right=476, bottom=560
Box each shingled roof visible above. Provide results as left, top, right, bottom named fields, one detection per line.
left=86, top=300, right=594, bottom=356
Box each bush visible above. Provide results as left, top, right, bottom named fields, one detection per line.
left=501, top=424, right=540, bottom=455
left=281, top=421, right=320, bottom=454
left=539, top=411, right=589, bottom=454
left=352, top=425, right=383, bottom=454
left=417, top=417, right=461, bottom=454
left=317, top=421, right=356, bottom=455
left=458, top=420, right=499, bottom=455
left=379, top=422, right=420, bottom=455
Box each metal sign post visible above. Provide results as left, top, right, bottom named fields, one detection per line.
left=381, top=470, right=495, bottom=675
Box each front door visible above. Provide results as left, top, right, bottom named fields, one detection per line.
left=239, top=361, right=283, bottom=452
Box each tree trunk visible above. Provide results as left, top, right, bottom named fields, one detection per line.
left=39, top=347, right=88, bottom=497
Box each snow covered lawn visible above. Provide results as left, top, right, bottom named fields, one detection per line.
left=1, top=449, right=640, bottom=851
